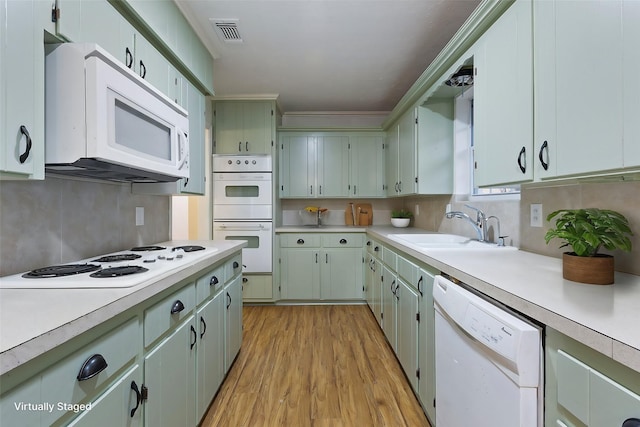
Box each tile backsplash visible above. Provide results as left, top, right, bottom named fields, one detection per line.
left=0, top=177, right=170, bottom=276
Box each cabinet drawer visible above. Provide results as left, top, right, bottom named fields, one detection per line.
left=279, top=234, right=321, bottom=248
left=242, top=275, right=273, bottom=300
left=224, top=254, right=243, bottom=281
left=144, top=283, right=196, bottom=347
left=40, top=318, right=140, bottom=425
left=382, top=246, right=397, bottom=270
left=196, top=264, right=225, bottom=305
left=557, top=350, right=590, bottom=425
left=321, top=233, right=364, bottom=248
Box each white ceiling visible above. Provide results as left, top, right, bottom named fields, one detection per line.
left=177, top=0, right=481, bottom=113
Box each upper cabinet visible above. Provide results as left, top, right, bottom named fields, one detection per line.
left=473, top=0, right=533, bottom=186
left=0, top=0, right=47, bottom=180
left=386, top=108, right=417, bottom=196
left=534, top=0, right=640, bottom=179
left=214, top=101, right=276, bottom=154
left=279, top=131, right=386, bottom=199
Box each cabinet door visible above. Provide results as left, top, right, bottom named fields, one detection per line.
left=243, top=102, right=273, bottom=154
left=398, top=108, right=417, bottom=195
left=55, top=0, right=82, bottom=42
left=364, top=254, right=374, bottom=309
left=385, top=125, right=400, bottom=196
left=320, top=248, right=363, bottom=300
left=381, top=265, right=397, bottom=350
left=417, top=101, right=454, bottom=194
left=134, top=33, right=170, bottom=94
left=144, top=317, right=197, bottom=427
left=280, top=248, right=320, bottom=299
left=224, top=275, right=243, bottom=372
left=1, top=0, right=44, bottom=178
left=397, top=279, right=419, bottom=391
left=67, top=365, right=143, bottom=427
left=474, top=0, right=533, bottom=186
left=279, top=134, right=315, bottom=197
left=623, top=0, right=640, bottom=168
left=372, top=259, right=383, bottom=327
left=417, top=268, right=437, bottom=423
left=196, top=293, right=225, bottom=421
left=350, top=135, right=385, bottom=197
left=534, top=0, right=624, bottom=178
left=182, top=83, right=206, bottom=195
left=79, top=0, right=132, bottom=68
left=317, top=136, right=349, bottom=197
left=215, top=102, right=244, bottom=153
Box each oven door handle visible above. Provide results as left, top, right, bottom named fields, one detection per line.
left=216, top=224, right=266, bottom=231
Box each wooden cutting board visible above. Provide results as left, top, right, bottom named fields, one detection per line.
left=354, top=203, right=373, bottom=225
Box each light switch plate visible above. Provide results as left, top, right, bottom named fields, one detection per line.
left=530, top=204, right=543, bottom=227
left=136, top=207, right=144, bottom=226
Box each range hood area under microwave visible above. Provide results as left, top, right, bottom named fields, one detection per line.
left=44, top=43, right=190, bottom=183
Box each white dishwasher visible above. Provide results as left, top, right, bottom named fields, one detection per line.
left=433, top=274, right=542, bottom=427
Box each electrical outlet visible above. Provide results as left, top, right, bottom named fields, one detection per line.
left=136, top=207, right=144, bottom=226
left=530, top=204, right=543, bottom=227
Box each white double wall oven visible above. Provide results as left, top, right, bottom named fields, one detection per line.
left=212, top=155, right=273, bottom=274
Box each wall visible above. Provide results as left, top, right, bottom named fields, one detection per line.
left=280, top=198, right=403, bottom=227
left=0, top=177, right=170, bottom=276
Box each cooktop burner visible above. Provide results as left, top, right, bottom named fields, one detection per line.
left=172, top=245, right=205, bottom=253
left=93, top=254, right=142, bottom=262
left=131, top=246, right=166, bottom=251
left=90, top=266, right=149, bottom=278
left=22, top=264, right=101, bottom=278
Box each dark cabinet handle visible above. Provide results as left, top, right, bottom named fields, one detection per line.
left=210, top=275, right=219, bottom=286
left=200, top=316, right=207, bottom=339
left=130, top=381, right=141, bottom=417
left=517, top=146, right=526, bottom=174
left=315, top=253, right=318, bottom=263
left=183, top=178, right=189, bottom=188
left=125, top=47, right=133, bottom=68
left=245, top=141, right=249, bottom=151
left=417, top=276, right=423, bottom=296
left=310, top=185, right=313, bottom=195
left=297, top=238, right=305, bottom=244
left=242, top=277, right=248, bottom=283
left=139, top=60, right=146, bottom=79
left=374, top=246, right=380, bottom=252
left=339, top=238, right=347, bottom=245
left=353, top=185, right=356, bottom=195
left=366, top=241, right=371, bottom=246
left=226, top=292, right=231, bottom=309
left=539, top=140, right=549, bottom=170
left=391, top=280, right=396, bottom=294
left=170, top=300, right=185, bottom=314
left=623, top=419, right=640, bottom=427
left=77, top=354, right=107, bottom=381
left=238, top=141, right=242, bottom=152
left=18, top=125, right=32, bottom=164
left=233, top=261, right=240, bottom=269
left=190, top=325, right=196, bottom=349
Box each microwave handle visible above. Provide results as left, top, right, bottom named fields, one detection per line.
left=177, top=129, right=189, bottom=170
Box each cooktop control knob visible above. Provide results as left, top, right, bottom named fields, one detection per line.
left=245, top=160, right=249, bottom=164
left=227, top=160, right=232, bottom=165
left=252, top=160, right=257, bottom=164
left=236, top=160, right=241, bottom=164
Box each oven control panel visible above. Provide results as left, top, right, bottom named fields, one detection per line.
left=212, top=154, right=272, bottom=172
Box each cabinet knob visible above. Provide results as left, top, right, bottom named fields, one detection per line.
left=339, top=238, right=347, bottom=244
left=77, top=354, right=108, bottom=381
left=233, top=261, right=240, bottom=269
left=622, top=419, right=640, bottom=427
left=170, top=299, right=185, bottom=314
left=297, top=238, right=305, bottom=244
left=209, top=275, right=219, bottom=286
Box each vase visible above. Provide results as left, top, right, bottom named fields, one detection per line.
left=562, top=252, right=614, bottom=285
left=391, top=218, right=410, bottom=228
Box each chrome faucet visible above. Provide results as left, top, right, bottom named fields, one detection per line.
left=446, top=205, right=485, bottom=241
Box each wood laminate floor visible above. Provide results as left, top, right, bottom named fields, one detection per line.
left=201, top=305, right=431, bottom=427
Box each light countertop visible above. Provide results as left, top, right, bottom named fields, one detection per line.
left=276, top=225, right=368, bottom=233
left=366, top=226, right=640, bottom=373
left=0, top=240, right=245, bottom=376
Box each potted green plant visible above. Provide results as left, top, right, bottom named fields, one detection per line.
left=391, top=209, right=413, bottom=228
left=544, top=208, right=633, bottom=285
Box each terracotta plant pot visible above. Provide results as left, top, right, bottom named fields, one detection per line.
left=562, top=252, right=614, bottom=285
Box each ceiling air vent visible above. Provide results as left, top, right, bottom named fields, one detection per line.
left=211, top=19, right=243, bottom=43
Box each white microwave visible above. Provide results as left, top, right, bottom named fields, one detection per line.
left=45, top=43, right=189, bottom=183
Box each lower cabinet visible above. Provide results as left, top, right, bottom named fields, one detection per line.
left=278, top=232, right=364, bottom=301
left=242, top=274, right=274, bottom=302
left=0, top=251, right=244, bottom=427
left=417, top=266, right=437, bottom=424
left=396, top=278, right=419, bottom=392
left=143, top=316, right=197, bottom=427
left=381, top=264, right=398, bottom=350
left=545, top=327, right=640, bottom=427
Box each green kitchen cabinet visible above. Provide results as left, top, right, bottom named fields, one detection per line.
left=416, top=101, right=454, bottom=194
left=317, top=135, right=349, bottom=197
left=214, top=101, right=275, bottom=154
left=196, top=290, right=225, bottom=421
left=473, top=0, right=533, bottom=186
left=224, top=274, right=243, bottom=372
left=0, top=0, right=46, bottom=179
left=533, top=0, right=640, bottom=179
left=67, top=365, right=143, bottom=427
left=381, top=264, right=398, bottom=350
left=242, top=275, right=274, bottom=302
left=280, top=247, right=321, bottom=299
left=279, top=134, right=316, bottom=197
left=349, top=134, right=386, bottom=197
left=396, top=278, right=419, bottom=392
left=417, top=266, right=437, bottom=423
left=386, top=108, right=417, bottom=196
left=545, top=327, right=640, bottom=427
left=144, top=316, right=197, bottom=427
